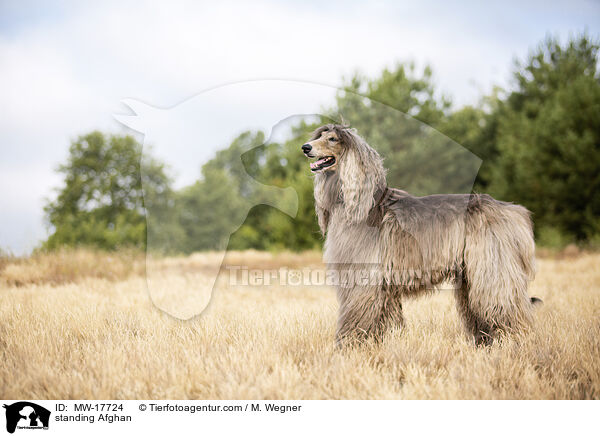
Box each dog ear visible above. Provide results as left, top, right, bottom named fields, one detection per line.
left=339, top=141, right=379, bottom=224
left=336, top=127, right=354, bottom=148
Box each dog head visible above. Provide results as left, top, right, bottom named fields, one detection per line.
left=301, top=124, right=351, bottom=173
left=303, top=124, right=386, bottom=224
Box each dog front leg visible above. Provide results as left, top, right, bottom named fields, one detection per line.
left=335, top=284, right=403, bottom=346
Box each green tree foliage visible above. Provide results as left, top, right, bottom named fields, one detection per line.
left=231, top=121, right=323, bottom=251
left=175, top=132, right=263, bottom=253
left=486, top=35, right=600, bottom=244
left=169, top=128, right=316, bottom=253
left=45, top=35, right=600, bottom=252
left=336, top=64, right=481, bottom=195
left=439, top=92, right=501, bottom=190
left=44, top=132, right=173, bottom=250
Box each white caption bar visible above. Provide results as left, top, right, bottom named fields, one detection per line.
left=0, top=400, right=596, bottom=435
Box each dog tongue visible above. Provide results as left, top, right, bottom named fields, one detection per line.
left=310, top=158, right=327, bottom=169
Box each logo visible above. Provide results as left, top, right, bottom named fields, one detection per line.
left=3, top=402, right=50, bottom=433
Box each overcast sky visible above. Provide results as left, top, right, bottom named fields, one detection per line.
left=1, top=0, right=599, bottom=254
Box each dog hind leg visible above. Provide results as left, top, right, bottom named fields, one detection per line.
left=455, top=281, right=495, bottom=346
left=463, top=202, right=536, bottom=339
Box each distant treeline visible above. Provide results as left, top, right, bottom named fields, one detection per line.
left=44, top=35, right=600, bottom=252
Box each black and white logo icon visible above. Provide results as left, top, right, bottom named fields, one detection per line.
left=3, top=402, right=50, bottom=433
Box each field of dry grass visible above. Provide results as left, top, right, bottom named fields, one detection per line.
left=0, top=249, right=598, bottom=399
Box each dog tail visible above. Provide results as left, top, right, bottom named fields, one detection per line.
left=464, top=197, right=537, bottom=330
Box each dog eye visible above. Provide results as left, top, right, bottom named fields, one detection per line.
left=328, top=137, right=338, bottom=142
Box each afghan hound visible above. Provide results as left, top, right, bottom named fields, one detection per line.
left=302, top=124, right=541, bottom=346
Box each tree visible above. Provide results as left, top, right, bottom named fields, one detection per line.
left=487, top=35, right=600, bottom=245
left=335, top=64, right=481, bottom=195
left=44, top=131, right=173, bottom=250
left=233, top=120, right=324, bottom=251
left=438, top=89, right=503, bottom=191
left=46, top=36, right=598, bottom=253
left=177, top=131, right=270, bottom=252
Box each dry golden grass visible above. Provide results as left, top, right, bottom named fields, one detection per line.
left=0, top=248, right=145, bottom=287
left=0, top=249, right=598, bottom=399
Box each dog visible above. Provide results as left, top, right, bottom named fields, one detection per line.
left=302, top=124, right=541, bottom=346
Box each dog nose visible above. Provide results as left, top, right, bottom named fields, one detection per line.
left=302, top=144, right=312, bottom=153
